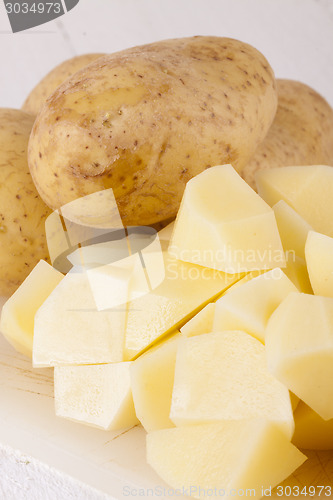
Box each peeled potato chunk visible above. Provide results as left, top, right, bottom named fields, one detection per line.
left=256, top=165, right=333, bottom=237
left=170, top=331, right=294, bottom=438
left=273, top=200, right=312, bottom=260
left=54, top=362, right=138, bottom=431
left=180, top=303, right=216, bottom=337
left=266, top=292, right=333, bottom=420
left=213, top=269, right=297, bottom=343
left=283, top=255, right=313, bottom=294
left=33, top=269, right=126, bottom=367
left=292, top=401, right=333, bottom=450
left=124, top=246, right=241, bottom=360
left=0, top=260, right=63, bottom=358
left=147, top=420, right=306, bottom=500
left=305, top=231, right=333, bottom=298
left=130, top=334, right=180, bottom=432
left=180, top=271, right=264, bottom=337
left=169, top=164, right=285, bottom=273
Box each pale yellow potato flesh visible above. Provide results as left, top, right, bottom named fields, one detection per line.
left=0, top=260, right=63, bottom=357
left=180, top=303, right=216, bottom=337
left=28, top=36, right=277, bottom=226
left=180, top=271, right=266, bottom=337
left=170, top=165, right=285, bottom=273
left=305, top=231, right=333, bottom=297
left=256, top=165, right=333, bottom=238
left=170, top=331, right=294, bottom=438
left=124, top=245, right=243, bottom=360
left=22, top=53, right=105, bottom=115
left=0, top=109, right=52, bottom=295
left=33, top=269, right=126, bottom=367
left=213, top=269, right=298, bottom=343
left=243, top=80, right=333, bottom=190
left=290, top=393, right=300, bottom=412
left=147, top=420, right=306, bottom=500
left=292, top=401, right=333, bottom=450
left=266, top=293, right=333, bottom=420
left=130, top=334, right=180, bottom=432
left=54, top=362, right=138, bottom=431
left=283, top=254, right=313, bottom=294
left=273, top=200, right=312, bottom=260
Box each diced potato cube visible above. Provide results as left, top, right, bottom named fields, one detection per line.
left=273, top=200, right=312, bottom=260
left=33, top=269, right=126, bottom=367
left=0, top=260, right=63, bottom=357
left=170, top=164, right=285, bottom=273
left=180, top=272, right=262, bottom=338
left=290, top=392, right=300, bottom=412
left=283, top=255, right=313, bottom=294
left=180, top=303, right=215, bottom=337
left=54, top=362, right=138, bottom=430
left=305, top=231, right=333, bottom=297
left=266, top=293, right=333, bottom=420
left=124, top=248, right=241, bottom=360
left=130, top=334, right=180, bottom=432
left=170, top=331, right=294, bottom=438
left=147, top=420, right=306, bottom=500
left=256, top=165, right=333, bottom=237
left=213, top=269, right=297, bottom=343
left=292, top=401, right=333, bottom=450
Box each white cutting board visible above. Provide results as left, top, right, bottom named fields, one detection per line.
left=0, top=295, right=332, bottom=499
left=0, top=300, right=172, bottom=499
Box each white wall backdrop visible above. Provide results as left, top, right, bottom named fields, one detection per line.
left=0, top=0, right=332, bottom=108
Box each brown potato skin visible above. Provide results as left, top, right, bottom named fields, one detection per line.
left=22, top=53, right=105, bottom=115
left=0, top=109, right=52, bottom=296
left=242, top=79, right=333, bottom=189
left=28, top=36, right=277, bottom=226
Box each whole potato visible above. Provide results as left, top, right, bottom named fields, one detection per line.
left=22, top=53, right=105, bottom=116
left=28, top=36, right=277, bottom=226
left=0, top=109, right=52, bottom=296
left=242, top=79, right=333, bottom=189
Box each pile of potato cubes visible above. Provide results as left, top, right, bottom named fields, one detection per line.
left=1, top=164, right=333, bottom=498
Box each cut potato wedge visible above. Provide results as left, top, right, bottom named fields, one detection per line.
left=147, top=420, right=306, bottom=499
left=170, top=165, right=285, bottom=273
left=213, top=268, right=297, bottom=343
left=54, top=362, right=138, bottom=430
left=292, top=401, right=333, bottom=450
left=266, top=292, right=333, bottom=420
left=170, top=331, right=294, bottom=438
left=131, top=334, right=180, bottom=432
left=180, top=303, right=215, bottom=337
left=124, top=247, right=242, bottom=360
left=180, top=271, right=263, bottom=337
left=33, top=269, right=126, bottom=367
left=273, top=200, right=312, bottom=260
left=256, top=165, right=333, bottom=237
left=305, top=230, right=333, bottom=297
left=283, top=254, right=313, bottom=294
left=0, top=260, right=63, bottom=357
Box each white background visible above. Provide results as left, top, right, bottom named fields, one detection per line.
left=0, top=1, right=332, bottom=499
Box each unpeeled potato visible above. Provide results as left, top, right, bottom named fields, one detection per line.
left=22, top=53, right=104, bottom=115
left=0, top=109, right=51, bottom=296
left=242, top=79, right=333, bottom=189
left=28, top=36, right=278, bottom=226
